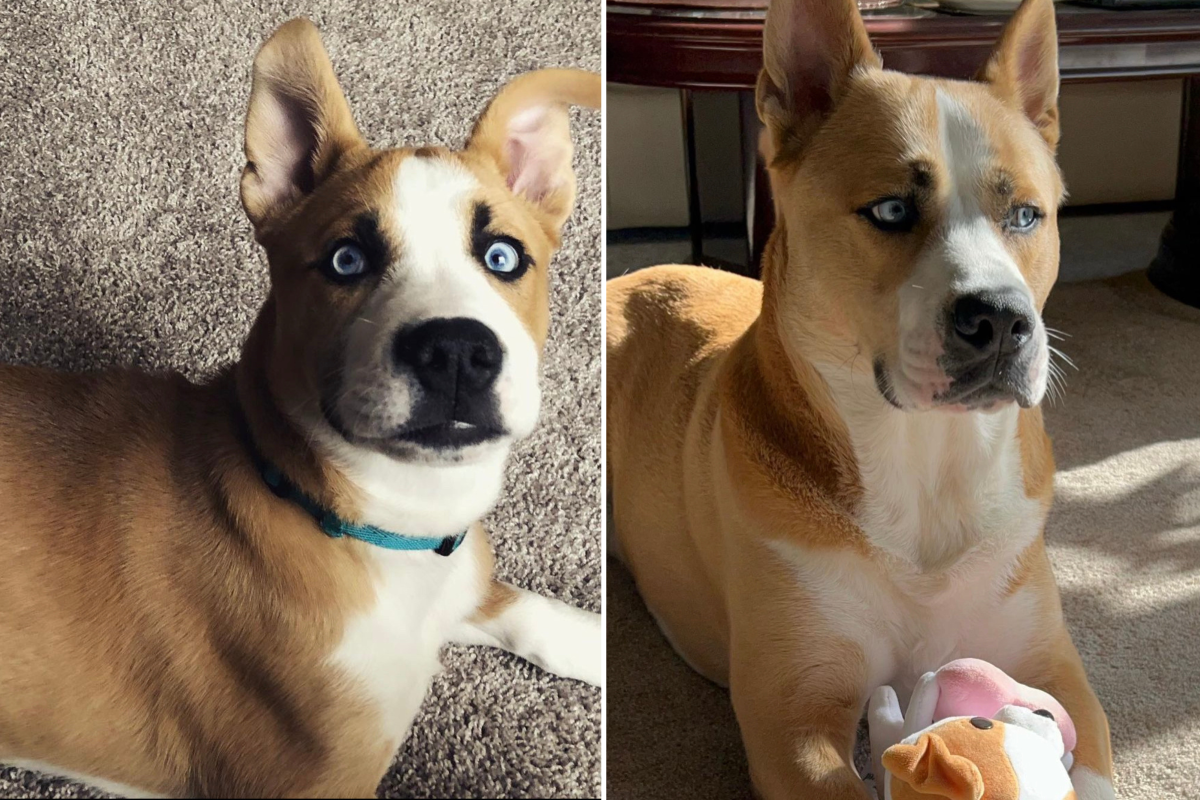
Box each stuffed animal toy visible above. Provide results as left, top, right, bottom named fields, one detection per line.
left=868, top=659, right=1078, bottom=800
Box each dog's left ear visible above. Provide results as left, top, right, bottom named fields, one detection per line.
left=977, top=0, right=1060, bottom=150
left=465, top=69, right=600, bottom=237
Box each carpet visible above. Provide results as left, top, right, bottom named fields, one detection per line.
left=606, top=270, right=1200, bottom=799
left=0, top=1, right=600, bottom=797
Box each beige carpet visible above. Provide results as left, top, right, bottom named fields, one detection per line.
left=607, top=271, right=1200, bottom=799
left=0, top=1, right=599, bottom=797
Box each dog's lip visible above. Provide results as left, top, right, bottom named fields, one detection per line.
left=877, top=355, right=1032, bottom=411
left=388, top=420, right=505, bottom=450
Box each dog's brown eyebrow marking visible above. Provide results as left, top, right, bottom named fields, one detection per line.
left=910, top=161, right=934, bottom=190
left=994, top=173, right=1015, bottom=197
left=413, top=146, right=439, bottom=159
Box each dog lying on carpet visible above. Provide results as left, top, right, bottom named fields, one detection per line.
left=0, top=19, right=600, bottom=798
left=606, top=0, right=1113, bottom=797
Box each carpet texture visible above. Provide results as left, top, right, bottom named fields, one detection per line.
left=607, top=271, right=1200, bottom=799
left=0, top=1, right=600, bottom=797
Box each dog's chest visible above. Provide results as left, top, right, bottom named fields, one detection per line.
left=862, top=415, right=1044, bottom=685
left=791, top=408, right=1048, bottom=693
left=329, top=546, right=484, bottom=745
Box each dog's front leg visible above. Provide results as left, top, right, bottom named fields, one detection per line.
left=453, top=581, right=603, bottom=686
left=729, top=625, right=872, bottom=800
left=1019, top=623, right=1115, bottom=800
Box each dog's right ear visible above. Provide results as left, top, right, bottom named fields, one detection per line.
left=240, top=19, right=366, bottom=230
left=756, top=0, right=881, bottom=160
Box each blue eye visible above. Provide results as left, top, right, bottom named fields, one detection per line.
left=330, top=243, right=367, bottom=277
left=1009, top=205, right=1041, bottom=232
left=484, top=240, right=520, bottom=274
left=862, top=197, right=918, bottom=232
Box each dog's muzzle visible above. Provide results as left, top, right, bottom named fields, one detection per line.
left=392, top=316, right=506, bottom=448
left=937, top=290, right=1040, bottom=409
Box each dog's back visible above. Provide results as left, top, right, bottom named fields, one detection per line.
left=606, top=265, right=764, bottom=682
left=0, top=366, right=392, bottom=797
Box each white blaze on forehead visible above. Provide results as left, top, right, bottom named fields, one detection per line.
left=933, top=88, right=1029, bottom=297
left=390, top=155, right=477, bottom=278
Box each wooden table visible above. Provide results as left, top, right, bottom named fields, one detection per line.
left=608, top=2, right=1200, bottom=307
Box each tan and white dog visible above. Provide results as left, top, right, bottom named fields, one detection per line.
left=606, top=0, right=1113, bottom=798
left=0, top=19, right=600, bottom=798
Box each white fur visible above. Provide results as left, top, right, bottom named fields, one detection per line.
left=327, top=543, right=487, bottom=748
left=1071, top=765, right=1116, bottom=800
left=334, top=156, right=542, bottom=462
left=452, top=586, right=604, bottom=686
left=786, top=354, right=1046, bottom=701
left=892, top=89, right=1049, bottom=409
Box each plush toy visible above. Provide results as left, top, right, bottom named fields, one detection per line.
left=868, top=659, right=1077, bottom=800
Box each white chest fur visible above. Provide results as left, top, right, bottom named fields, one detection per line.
left=774, top=386, right=1047, bottom=700
left=328, top=543, right=486, bottom=747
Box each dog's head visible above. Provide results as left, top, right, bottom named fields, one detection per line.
left=239, top=19, right=597, bottom=465
left=758, top=0, right=1063, bottom=412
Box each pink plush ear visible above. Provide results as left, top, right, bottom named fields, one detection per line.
left=934, top=659, right=1076, bottom=753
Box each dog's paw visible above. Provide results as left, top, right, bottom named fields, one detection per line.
left=529, top=602, right=603, bottom=687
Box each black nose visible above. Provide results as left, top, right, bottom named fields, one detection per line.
left=951, top=292, right=1036, bottom=356
left=394, top=317, right=502, bottom=396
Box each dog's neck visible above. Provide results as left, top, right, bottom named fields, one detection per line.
left=757, top=247, right=1033, bottom=570
left=233, top=308, right=507, bottom=540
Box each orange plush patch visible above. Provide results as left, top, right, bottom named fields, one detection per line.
left=884, top=718, right=1019, bottom=800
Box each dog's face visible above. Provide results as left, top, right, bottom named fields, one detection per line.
left=759, top=0, right=1063, bottom=412
left=239, top=20, right=597, bottom=464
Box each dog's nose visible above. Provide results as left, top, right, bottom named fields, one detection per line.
left=394, top=317, right=503, bottom=396
left=950, top=292, right=1036, bottom=356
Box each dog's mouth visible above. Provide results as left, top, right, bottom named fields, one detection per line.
left=874, top=354, right=1040, bottom=412
left=390, top=419, right=505, bottom=450
left=320, top=393, right=507, bottom=456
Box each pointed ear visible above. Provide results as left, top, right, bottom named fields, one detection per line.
left=883, top=734, right=985, bottom=800
left=465, top=68, right=600, bottom=235
left=240, top=18, right=367, bottom=229
left=755, top=0, right=881, bottom=158
left=976, top=0, right=1061, bottom=150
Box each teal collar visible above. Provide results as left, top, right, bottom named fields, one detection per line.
left=260, top=463, right=467, bottom=557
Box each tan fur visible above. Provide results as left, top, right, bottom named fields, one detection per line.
left=0, top=18, right=597, bottom=798
left=607, top=1, right=1111, bottom=797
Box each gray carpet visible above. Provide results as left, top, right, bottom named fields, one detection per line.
left=606, top=271, right=1200, bottom=799
left=0, top=1, right=600, bottom=797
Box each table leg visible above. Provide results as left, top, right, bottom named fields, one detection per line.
left=1149, top=74, right=1200, bottom=308
left=740, top=91, right=774, bottom=278
left=680, top=89, right=704, bottom=266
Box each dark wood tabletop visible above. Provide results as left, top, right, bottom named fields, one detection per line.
left=608, top=3, right=1200, bottom=88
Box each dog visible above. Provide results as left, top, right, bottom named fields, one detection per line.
left=0, top=19, right=600, bottom=798
left=606, top=0, right=1113, bottom=797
